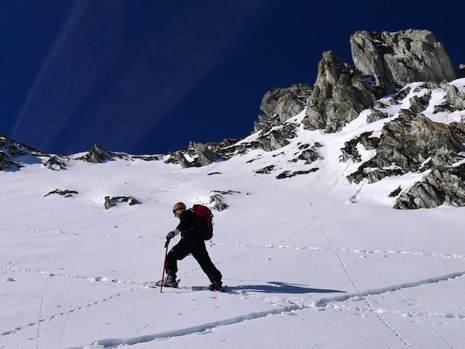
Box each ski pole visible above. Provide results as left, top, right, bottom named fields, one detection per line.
left=160, top=238, right=170, bottom=293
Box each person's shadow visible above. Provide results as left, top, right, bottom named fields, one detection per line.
left=227, top=281, right=345, bottom=294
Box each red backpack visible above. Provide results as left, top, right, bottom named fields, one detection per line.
left=191, top=204, right=214, bottom=240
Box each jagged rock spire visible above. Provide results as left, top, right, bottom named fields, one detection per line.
left=350, top=30, right=456, bottom=93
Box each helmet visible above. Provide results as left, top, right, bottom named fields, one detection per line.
left=172, top=202, right=186, bottom=213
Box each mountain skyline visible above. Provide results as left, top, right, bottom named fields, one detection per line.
left=1, top=1, right=464, bottom=155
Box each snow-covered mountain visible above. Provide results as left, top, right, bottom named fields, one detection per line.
left=2, top=30, right=465, bottom=349
left=2, top=81, right=465, bottom=348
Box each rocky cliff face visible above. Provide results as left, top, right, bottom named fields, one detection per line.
left=303, top=50, right=384, bottom=133
left=254, top=83, right=312, bottom=132
left=226, top=29, right=465, bottom=209
left=350, top=30, right=455, bottom=92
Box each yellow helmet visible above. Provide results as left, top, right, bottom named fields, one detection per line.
left=172, top=202, right=186, bottom=213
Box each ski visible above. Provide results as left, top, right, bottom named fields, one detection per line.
left=144, top=281, right=226, bottom=292
left=186, top=285, right=227, bottom=292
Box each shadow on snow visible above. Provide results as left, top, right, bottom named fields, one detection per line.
left=228, top=281, right=346, bottom=294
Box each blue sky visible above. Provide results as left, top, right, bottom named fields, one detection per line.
left=1, top=0, right=463, bottom=155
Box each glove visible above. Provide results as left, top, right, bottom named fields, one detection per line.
left=166, top=229, right=179, bottom=240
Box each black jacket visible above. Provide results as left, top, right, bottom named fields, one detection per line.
left=176, top=209, right=198, bottom=237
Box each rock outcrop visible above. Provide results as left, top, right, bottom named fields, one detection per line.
left=81, top=144, right=114, bottom=163
left=350, top=30, right=456, bottom=93
left=44, top=189, right=78, bottom=198
left=303, top=50, right=384, bottom=132
left=346, top=110, right=465, bottom=184
left=395, top=163, right=465, bottom=209
left=0, top=135, right=48, bottom=171
left=104, top=196, right=141, bottom=209
left=168, top=142, right=224, bottom=168
left=0, top=152, right=21, bottom=171
left=43, top=156, right=67, bottom=170
left=255, top=83, right=312, bottom=131
left=75, top=144, right=162, bottom=164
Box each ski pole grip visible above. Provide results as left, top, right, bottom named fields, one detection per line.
left=164, top=238, right=170, bottom=248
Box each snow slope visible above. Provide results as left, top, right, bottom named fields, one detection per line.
left=2, top=81, right=465, bottom=349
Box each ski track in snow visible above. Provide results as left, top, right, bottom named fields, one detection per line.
left=229, top=243, right=465, bottom=261
left=70, top=303, right=305, bottom=349
left=314, top=270, right=465, bottom=349
left=358, top=243, right=456, bottom=349
left=312, top=269, right=465, bottom=349
left=4, top=222, right=465, bottom=262
left=1, top=289, right=137, bottom=338
left=309, top=199, right=409, bottom=347
left=4, top=268, right=465, bottom=349
left=0, top=224, right=159, bottom=241
left=314, top=270, right=465, bottom=309
left=0, top=224, right=81, bottom=236
left=0, top=263, right=143, bottom=287
left=68, top=269, right=465, bottom=349
left=3, top=222, right=465, bottom=348
left=5, top=254, right=465, bottom=347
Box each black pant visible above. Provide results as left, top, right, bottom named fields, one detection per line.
left=166, top=235, right=222, bottom=284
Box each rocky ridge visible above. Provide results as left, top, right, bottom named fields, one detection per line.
left=2, top=29, right=465, bottom=209
left=207, top=29, right=465, bottom=209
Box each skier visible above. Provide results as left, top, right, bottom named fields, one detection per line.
left=159, top=202, right=223, bottom=291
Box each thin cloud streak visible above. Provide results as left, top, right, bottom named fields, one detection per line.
left=11, top=1, right=270, bottom=154
left=11, top=0, right=124, bottom=151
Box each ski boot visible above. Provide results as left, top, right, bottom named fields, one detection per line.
left=155, top=274, right=179, bottom=288
left=205, top=282, right=224, bottom=292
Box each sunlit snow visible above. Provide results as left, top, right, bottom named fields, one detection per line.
left=2, top=80, right=465, bottom=349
